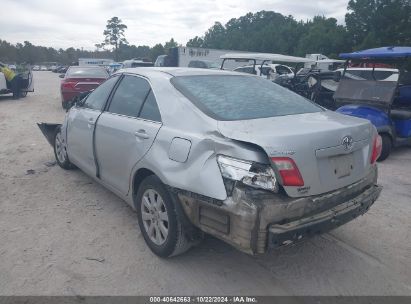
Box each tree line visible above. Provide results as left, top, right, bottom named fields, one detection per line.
left=1, top=0, right=410, bottom=64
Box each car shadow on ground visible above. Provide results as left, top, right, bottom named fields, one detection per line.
left=0, top=95, right=13, bottom=101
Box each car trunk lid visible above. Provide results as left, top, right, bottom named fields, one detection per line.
left=217, top=111, right=374, bottom=198
left=63, top=77, right=105, bottom=92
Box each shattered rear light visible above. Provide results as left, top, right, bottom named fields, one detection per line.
left=370, top=135, right=382, bottom=164
left=271, top=157, right=304, bottom=186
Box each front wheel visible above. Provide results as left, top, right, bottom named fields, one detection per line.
left=136, top=175, right=191, bottom=257
left=378, top=134, right=392, bottom=162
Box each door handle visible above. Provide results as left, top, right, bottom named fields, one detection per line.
left=134, top=130, right=150, bottom=139
left=88, top=118, right=95, bottom=126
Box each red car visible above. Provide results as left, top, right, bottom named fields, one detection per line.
left=60, top=66, right=108, bottom=109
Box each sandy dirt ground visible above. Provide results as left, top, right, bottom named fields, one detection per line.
left=0, top=71, right=410, bottom=296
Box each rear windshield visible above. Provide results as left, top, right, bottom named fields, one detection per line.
left=344, top=70, right=398, bottom=81
left=171, top=75, right=322, bottom=120
left=66, top=67, right=108, bottom=78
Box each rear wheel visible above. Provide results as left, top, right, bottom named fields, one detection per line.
left=54, top=126, right=75, bottom=169
left=378, top=134, right=392, bottom=162
left=136, top=175, right=191, bottom=257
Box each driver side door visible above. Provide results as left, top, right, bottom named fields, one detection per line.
left=66, top=75, right=119, bottom=176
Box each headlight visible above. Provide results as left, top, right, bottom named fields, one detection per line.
left=217, top=155, right=278, bottom=195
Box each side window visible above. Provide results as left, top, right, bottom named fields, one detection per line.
left=140, top=90, right=162, bottom=122
left=83, top=76, right=118, bottom=110
left=108, top=75, right=150, bottom=118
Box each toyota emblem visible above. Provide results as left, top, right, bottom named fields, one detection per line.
left=342, top=135, right=354, bottom=151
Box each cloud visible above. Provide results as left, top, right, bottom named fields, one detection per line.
left=0, top=0, right=349, bottom=50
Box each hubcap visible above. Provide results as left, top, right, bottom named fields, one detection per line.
left=141, top=189, right=169, bottom=246
left=55, top=132, right=67, bottom=163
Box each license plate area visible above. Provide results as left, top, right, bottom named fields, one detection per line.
left=330, top=153, right=354, bottom=178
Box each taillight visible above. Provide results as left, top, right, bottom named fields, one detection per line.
left=271, top=157, right=304, bottom=186
left=370, top=135, right=382, bottom=164
left=62, top=81, right=77, bottom=90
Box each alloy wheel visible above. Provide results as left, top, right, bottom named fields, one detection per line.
left=55, top=131, right=67, bottom=163
left=141, top=189, right=169, bottom=246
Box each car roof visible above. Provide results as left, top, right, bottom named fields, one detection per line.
left=68, top=66, right=106, bottom=69
left=115, top=67, right=245, bottom=78
left=340, top=47, right=411, bottom=59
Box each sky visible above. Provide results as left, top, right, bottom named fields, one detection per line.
left=0, top=0, right=349, bottom=50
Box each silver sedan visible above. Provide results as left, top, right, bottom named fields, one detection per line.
left=39, top=67, right=382, bottom=257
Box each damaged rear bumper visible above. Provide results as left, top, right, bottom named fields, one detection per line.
left=268, top=184, right=381, bottom=248
left=178, top=166, right=381, bottom=254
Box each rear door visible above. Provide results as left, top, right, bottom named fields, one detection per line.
left=95, top=75, right=162, bottom=195
left=66, top=76, right=119, bottom=176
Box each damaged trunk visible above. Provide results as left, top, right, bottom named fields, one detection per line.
left=217, top=111, right=373, bottom=198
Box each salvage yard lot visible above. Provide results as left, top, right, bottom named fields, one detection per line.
left=0, top=71, right=410, bottom=295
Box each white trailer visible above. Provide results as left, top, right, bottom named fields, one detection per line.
left=154, top=47, right=252, bottom=69
left=304, top=54, right=344, bottom=71
left=78, top=58, right=114, bottom=67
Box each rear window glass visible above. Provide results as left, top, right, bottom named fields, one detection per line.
left=66, top=67, right=108, bottom=78
left=171, top=75, right=322, bottom=120
left=344, top=70, right=398, bottom=81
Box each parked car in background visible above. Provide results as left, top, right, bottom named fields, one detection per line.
left=32, top=65, right=40, bottom=71
left=60, top=66, right=108, bottom=109
left=56, top=66, right=68, bottom=74
left=52, top=65, right=62, bottom=73
left=234, top=63, right=294, bottom=80
left=40, top=67, right=381, bottom=257
left=8, top=64, right=17, bottom=71
left=40, top=66, right=48, bottom=71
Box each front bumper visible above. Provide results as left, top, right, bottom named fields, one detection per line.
left=178, top=166, right=381, bottom=254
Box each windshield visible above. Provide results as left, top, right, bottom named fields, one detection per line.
left=171, top=75, right=322, bottom=121
left=66, top=67, right=108, bottom=78
left=343, top=69, right=399, bottom=81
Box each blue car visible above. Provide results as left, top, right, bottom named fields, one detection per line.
left=334, top=47, right=411, bottom=161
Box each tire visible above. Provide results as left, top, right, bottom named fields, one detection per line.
left=53, top=126, right=75, bottom=169
left=136, top=175, right=191, bottom=257
left=378, top=134, right=392, bottom=162
left=20, top=91, right=27, bottom=98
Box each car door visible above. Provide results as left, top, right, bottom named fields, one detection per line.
left=94, top=74, right=162, bottom=195
left=66, top=75, right=119, bottom=176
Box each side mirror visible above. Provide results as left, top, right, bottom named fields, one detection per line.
left=333, top=71, right=342, bottom=82
left=67, top=91, right=91, bottom=111
left=59, top=74, right=65, bottom=78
